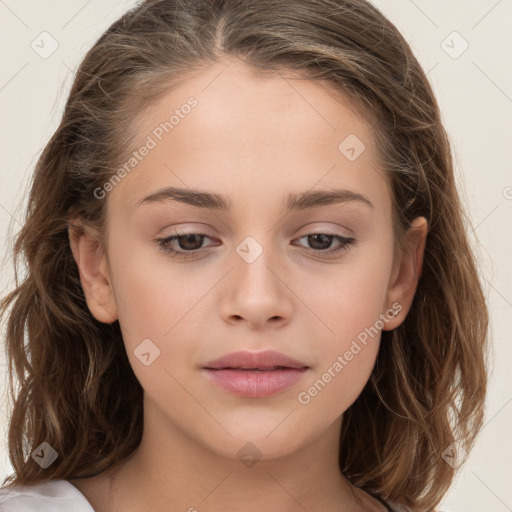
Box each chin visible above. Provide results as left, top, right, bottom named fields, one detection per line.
left=201, top=423, right=309, bottom=461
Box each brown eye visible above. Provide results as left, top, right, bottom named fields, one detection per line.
left=156, top=232, right=216, bottom=258
left=305, top=233, right=335, bottom=250
left=292, top=233, right=356, bottom=256
left=173, top=233, right=206, bottom=251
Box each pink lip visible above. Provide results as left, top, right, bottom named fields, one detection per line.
left=203, top=350, right=308, bottom=370
left=202, top=350, right=310, bottom=398
left=202, top=368, right=308, bottom=398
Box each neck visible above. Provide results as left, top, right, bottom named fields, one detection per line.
left=71, top=398, right=383, bottom=512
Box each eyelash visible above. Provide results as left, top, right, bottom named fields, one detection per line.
left=155, top=230, right=356, bottom=260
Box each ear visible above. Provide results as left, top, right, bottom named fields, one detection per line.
left=382, top=216, right=428, bottom=331
left=68, top=219, right=118, bottom=324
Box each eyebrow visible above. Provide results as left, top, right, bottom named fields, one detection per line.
left=137, top=186, right=373, bottom=211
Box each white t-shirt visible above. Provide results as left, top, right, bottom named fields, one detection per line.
left=0, top=479, right=94, bottom=511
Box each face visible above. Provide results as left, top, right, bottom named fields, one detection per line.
left=72, top=59, right=425, bottom=462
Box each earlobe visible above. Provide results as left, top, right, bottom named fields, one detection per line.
left=68, top=220, right=118, bottom=324
left=382, top=216, right=428, bottom=331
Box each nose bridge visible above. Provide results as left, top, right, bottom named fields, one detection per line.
left=219, top=232, right=293, bottom=326
left=234, top=233, right=283, bottom=298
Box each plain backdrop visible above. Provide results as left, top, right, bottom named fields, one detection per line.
left=0, top=1, right=511, bottom=511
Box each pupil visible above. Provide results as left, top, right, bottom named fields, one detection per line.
left=308, top=234, right=331, bottom=250
left=179, top=234, right=203, bottom=250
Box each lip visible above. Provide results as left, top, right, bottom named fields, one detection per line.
left=203, top=350, right=308, bottom=370
left=202, top=350, right=309, bottom=398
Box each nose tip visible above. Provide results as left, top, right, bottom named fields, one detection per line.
left=228, top=312, right=287, bottom=328
left=220, top=260, right=293, bottom=329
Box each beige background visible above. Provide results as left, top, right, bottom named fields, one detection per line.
left=0, top=1, right=511, bottom=511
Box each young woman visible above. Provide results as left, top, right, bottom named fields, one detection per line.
left=0, top=1, right=488, bottom=511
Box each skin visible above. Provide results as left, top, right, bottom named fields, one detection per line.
left=68, top=58, right=427, bottom=512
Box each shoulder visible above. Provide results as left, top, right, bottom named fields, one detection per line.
left=0, top=479, right=94, bottom=511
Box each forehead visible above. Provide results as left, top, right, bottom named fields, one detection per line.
left=108, top=59, right=389, bottom=215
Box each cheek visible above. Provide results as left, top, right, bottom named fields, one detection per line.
left=106, top=236, right=201, bottom=349
left=295, top=242, right=393, bottom=415
left=107, top=248, right=207, bottom=401
left=306, top=236, right=394, bottom=343
left=296, top=285, right=384, bottom=424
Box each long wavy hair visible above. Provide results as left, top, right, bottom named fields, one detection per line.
left=0, top=0, right=488, bottom=510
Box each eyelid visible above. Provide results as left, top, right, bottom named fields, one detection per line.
left=158, top=224, right=213, bottom=236
left=296, top=226, right=353, bottom=238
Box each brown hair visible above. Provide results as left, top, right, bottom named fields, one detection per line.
left=0, top=1, right=488, bottom=510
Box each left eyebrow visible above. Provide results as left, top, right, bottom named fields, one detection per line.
left=285, top=188, right=373, bottom=210
left=136, top=186, right=373, bottom=211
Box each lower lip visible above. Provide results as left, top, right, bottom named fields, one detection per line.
left=202, top=368, right=308, bottom=398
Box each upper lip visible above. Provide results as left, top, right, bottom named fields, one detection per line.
left=203, top=350, right=309, bottom=370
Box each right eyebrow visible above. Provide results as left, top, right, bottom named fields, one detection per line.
left=137, top=187, right=233, bottom=210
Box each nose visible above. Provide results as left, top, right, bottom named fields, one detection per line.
left=219, top=242, right=293, bottom=329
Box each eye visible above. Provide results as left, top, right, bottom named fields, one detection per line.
left=155, top=231, right=356, bottom=260
left=156, top=231, right=217, bottom=259
left=292, top=233, right=356, bottom=256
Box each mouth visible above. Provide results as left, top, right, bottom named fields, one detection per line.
left=202, top=349, right=309, bottom=371
left=202, top=367, right=309, bottom=398
left=204, top=366, right=307, bottom=371
left=201, top=350, right=310, bottom=398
